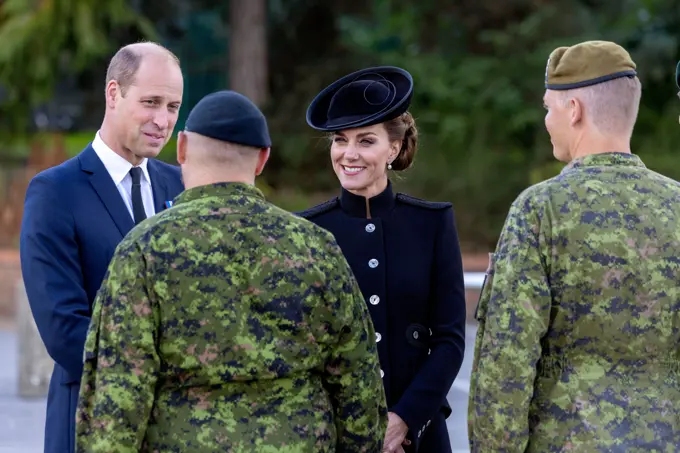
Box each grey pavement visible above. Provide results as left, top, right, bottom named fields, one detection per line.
left=0, top=328, right=46, bottom=453
left=0, top=323, right=477, bottom=453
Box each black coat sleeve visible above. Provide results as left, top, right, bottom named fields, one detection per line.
left=391, top=206, right=466, bottom=440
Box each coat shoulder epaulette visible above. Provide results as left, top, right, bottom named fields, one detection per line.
left=295, top=197, right=340, bottom=219
left=396, top=193, right=452, bottom=210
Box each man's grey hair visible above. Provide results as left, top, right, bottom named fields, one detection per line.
left=557, top=76, right=642, bottom=136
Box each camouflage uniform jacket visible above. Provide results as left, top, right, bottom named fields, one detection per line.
left=75, top=182, right=388, bottom=453
left=468, top=153, right=680, bottom=452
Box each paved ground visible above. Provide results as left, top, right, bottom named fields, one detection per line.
left=0, top=328, right=46, bottom=453
left=0, top=323, right=477, bottom=453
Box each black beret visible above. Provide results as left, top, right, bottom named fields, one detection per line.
left=184, top=90, right=271, bottom=148
left=545, top=40, right=637, bottom=90
left=306, top=66, right=413, bottom=131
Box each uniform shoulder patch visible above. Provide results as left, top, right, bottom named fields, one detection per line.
left=295, top=197, right=340, bottom=219
left=396, top=193, right=451, bottom=210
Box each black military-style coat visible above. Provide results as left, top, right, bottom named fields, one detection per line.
left=297, top=181, right=466, bottom=451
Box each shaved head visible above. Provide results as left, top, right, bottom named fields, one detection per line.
left=105, top=42, right=180, bottom=96
left=183, top=131, right=261, bottom=168
left=176, top=130, right=270, bottom=189
left=556, top=76, right=641, bottom=136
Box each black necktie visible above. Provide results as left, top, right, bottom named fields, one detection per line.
left=129, top=167, right=146, bottom=225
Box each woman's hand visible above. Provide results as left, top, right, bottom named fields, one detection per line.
left=382, top=412, right=411, bottom=452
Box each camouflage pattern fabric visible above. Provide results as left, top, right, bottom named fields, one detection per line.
left=468, top=152, right=680, bottom=452
left=75, top=182, right=387, bottom=453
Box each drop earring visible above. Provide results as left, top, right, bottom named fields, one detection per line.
left=387, top=162, right=392, bottom=170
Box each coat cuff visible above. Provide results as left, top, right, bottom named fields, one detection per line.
left=390, top=401, right=435, bottom=442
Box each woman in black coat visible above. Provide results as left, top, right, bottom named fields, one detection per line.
left=297, top=66, right=466, bottom=453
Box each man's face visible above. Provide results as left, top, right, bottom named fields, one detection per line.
left=113, top=55, right=184, bottom=160
left=543, top=90, right=572, bottom=162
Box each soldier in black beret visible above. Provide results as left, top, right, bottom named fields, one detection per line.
left=297, top=67, right=467, bottom=453
left=75, top=89, right=390, bottom=452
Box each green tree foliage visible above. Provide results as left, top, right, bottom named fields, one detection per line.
left=0, top=0, right=157, bottom=135
left=1, top=0, right=678, bottom=250
left=268, top=0, right=680, bottom=250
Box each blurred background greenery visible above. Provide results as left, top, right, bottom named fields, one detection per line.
left=0, top=0, right=678, bottom=251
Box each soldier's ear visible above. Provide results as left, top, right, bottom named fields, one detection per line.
left=569, top=97, right=583, bottom=127
left=255, top=147, right=270, bottom=176
left=177, top=131, right=187, bottom=165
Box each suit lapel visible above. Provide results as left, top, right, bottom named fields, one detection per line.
left=79, top=145, right=134, bottom=237
left=147, top=160, right=169, bottom=214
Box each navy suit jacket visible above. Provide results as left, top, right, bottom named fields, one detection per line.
left=19, top=144, right=184, bottom=453
left=298, top=181, right=466, bottom=452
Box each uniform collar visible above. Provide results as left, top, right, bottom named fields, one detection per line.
left=339, top=179, right=396, bottom=219
left=173, top=182, right=265, bottom=206
left=92, top=130, right=150, bottom=185
left=562, top=152, right=645, bottom=173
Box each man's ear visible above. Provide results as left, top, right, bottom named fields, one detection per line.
left=105, top=80, right=120, bottom=109
left=177, top=131, right=187, bottom=165
left=255, top=147, right=271, bottom=176
left=569, top=97, right=583, bottom=127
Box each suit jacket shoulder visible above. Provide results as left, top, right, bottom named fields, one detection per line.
left=34, top=153, right=81, bottom=184
left=150, top=158, right=181, bottom=173
left=396, top=193, right=452, bottom=210
left=295, top=197, right=340, bottom=219
left=149, top=158, right=182, bottom=181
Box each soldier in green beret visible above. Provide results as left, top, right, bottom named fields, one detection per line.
left=75, top=90, right=388, bottom=452
left=468, top=40, right=680, bottom=451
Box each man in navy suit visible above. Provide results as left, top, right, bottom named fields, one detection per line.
left=19, top=41, right=185, bottom=453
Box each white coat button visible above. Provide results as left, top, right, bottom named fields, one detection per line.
left=380, top=369, right=384, bottom=378
left=365, top=223, right=375, bottom=233
left=369, top=295, right=380, bottom=305
left=376, top=332, right=382, bottom=342
left=368, top=258, right=379, bottom=268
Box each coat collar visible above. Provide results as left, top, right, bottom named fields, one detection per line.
left=562, top=152, right=645, bottom=173
left=339, top=180, right=396, bottom=219
left=79, top=145, right=133, bottom=236
left=173, top=181, right=265, bottom=206
left=80, top=144, right=172, bottom=237
left=91, top=130, right=151, bottom=187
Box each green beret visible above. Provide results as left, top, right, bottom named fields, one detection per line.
left=545, top=40, right=637, bottom=90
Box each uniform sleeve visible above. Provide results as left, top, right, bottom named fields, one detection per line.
left=391, top=206, right=466, bottom=440
left=317, top=239, right=389, bottom=452
left=19, top=173, right=91, bottom=381
left=468, top=191, right=552, bottom=452
left=75, top=240, right=160, bottom=453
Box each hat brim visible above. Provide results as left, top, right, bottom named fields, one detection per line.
left=306, top=66, right=414, bottom=132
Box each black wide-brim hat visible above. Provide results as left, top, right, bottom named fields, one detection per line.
left=306, top=66, right=414, bottom=132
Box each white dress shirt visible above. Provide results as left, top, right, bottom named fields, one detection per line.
left=91, top=131, right=156, bottom=220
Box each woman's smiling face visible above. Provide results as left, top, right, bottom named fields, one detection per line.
left=330, top=123, right=399, bottom=198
